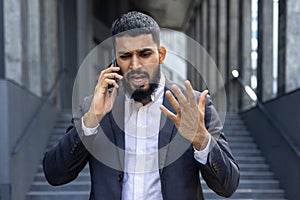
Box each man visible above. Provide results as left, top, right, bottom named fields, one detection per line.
left=43, top=11, right=240, bottom=200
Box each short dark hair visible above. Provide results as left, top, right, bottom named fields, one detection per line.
left=111, top=11, right=160, bottom=46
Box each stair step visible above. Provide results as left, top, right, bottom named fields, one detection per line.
left=204, top=189, right=285, bottom=199
left=234, top=156, right=266, bottom=164
left=240, top=171, right=274, bottom=180
left=52, top=127, right=69, bottom=132
left=34, top=172, right=90, bottom=182
left=224, top=125, right=248, bottom=130
left=239, top=164, right=270, bottom=172
left=225, top=136, right=254, bottom=142
left=30, top=181, right=91, bottom=192
left=37, top=165, right=89, bottom=173
left=26, top=191, right=89, bottom=200
left=232, top=149, right=262, bottom=157
left=224, top=132, right=251, bottom=137
left=224, top=121, right=245, bottom=126
left=229, top=142, right=258, bottom=149
left=201, top=180, right=280, bottom=189
left=205, top=198, right=287, bottom=200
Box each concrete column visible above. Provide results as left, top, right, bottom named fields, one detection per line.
left=208, top=0, right=217, bottom=61
left=227, top=0, right=239, bottom=75
left=0, top=0, right=4, bottom=79
left=195, top=6, right=204, bottom=90
left=207, top=0, right=217, bottom=97
left=286, top=0, right=300, bottom=92
left=227, top=0, right=240, bottom=112
left=40, top=0, right=59, bottom=96
left=277, top=0, right=286, bottom=95
left=215, top=0, right=228, bottom=115
left=217, top=0, right=227, bottom=86
left=257, top=0, right=274, bottom=102
left=74, top=0, right=95, bottom=105
left=4, top=0, right=23, bottom=85
left=77, top=0, right=93, bottom=66
left=60, top=0, right=78, bottom=110
left=200, top=1, right=208, bottom=91
left=240, top=0, right=252, bottom=108
left=25, top=0, right=42, bottom=96
left=189, top=17, right=200, bottom=90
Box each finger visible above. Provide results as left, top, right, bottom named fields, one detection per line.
left=171, top=84, right=187, bottom=105
left=106, top=66, right=120, bottom=72
left=101, top=66, right=121, bottom=77
left=103, top=72, right=123, bottom=80
left=104, top=78, right=119, bottom=88
left=97, top=68, right=122, bottom=87
left=165, top=90, right=181, bottom=114
left=160, top=105, right=177, bottom=122
left=199, top=90, right=209, bottom=113
left=184, top=80, right=196, bottom=106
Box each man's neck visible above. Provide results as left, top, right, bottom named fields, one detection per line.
left=139, top=96, right=152, bottom=106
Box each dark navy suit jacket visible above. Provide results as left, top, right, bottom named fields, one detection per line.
left=43, top=82, right=240, bottom=200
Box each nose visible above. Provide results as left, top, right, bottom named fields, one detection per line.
left=129, top=54, right=142, bottom=70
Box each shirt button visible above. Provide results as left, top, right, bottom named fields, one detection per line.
left=117, top=174, right=123, bottom=182
left=138, top=150, right=144, bottom=154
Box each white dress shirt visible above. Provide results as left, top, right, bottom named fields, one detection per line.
left=81, top=74, right=211, bottom=200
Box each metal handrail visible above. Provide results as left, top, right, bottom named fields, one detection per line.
left=12, top=70, right=64, bottom=154
left=232, top=70, right=300, bottom=157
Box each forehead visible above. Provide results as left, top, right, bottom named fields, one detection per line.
left=115, top=34, right=157, bottom=52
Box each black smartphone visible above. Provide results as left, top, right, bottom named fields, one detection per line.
left=107, top=58, right=121, bottom=93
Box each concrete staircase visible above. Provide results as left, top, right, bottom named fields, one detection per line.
left=26, top=112, right=287, bottom=200
left=26, top=112, right=90, bottom=200
left=202, top=112, right=287, bottom=200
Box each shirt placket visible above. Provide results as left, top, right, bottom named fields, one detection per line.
left=133, top=106, right=147, bottom=200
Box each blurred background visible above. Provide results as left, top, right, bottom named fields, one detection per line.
left=0, top=0, right=299, bottom=200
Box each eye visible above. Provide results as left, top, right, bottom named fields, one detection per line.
left=139, top=51, right=152, bottom=58
left=119, top=53, right=131, bottom=59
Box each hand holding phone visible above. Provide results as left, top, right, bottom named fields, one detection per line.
left=83, top=59, right=122, bottom=127
left=107, top=58, right=122, bottom=93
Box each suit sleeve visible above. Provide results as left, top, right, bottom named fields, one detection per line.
left=198, top=95, right=240, bottom=197
left=43, top=97, right=94, bottom=186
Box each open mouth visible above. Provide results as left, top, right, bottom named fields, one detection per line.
left=129, top=74, right=148, bottom=88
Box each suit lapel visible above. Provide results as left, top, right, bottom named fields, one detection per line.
left=111, top=88, right=125, bottom=171
left=158, top=85, right=177, bottom=174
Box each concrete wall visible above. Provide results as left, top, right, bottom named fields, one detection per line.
left=0, top=80, right=58, bottom=200
left=241, top=89, right=300, bottom=200
left=4, top=0, right=59, bottom=98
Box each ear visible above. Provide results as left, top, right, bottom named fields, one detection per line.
left=158, top=46, right=167, bottom=64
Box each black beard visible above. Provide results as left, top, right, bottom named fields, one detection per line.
left=122, top=67, right=161, bottom=102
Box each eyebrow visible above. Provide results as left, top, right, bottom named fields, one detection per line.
left=118, top=47, right=155, bottom=55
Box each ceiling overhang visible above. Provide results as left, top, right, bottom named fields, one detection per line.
left=129, top=0, right=198, bottom=30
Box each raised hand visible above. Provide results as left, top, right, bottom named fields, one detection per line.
left=83, top=65, right=123, bottom=128
left=160, top=80, right=210, bottom=150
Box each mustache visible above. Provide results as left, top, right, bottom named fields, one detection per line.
left=126, top=70, right=150, bottom=78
